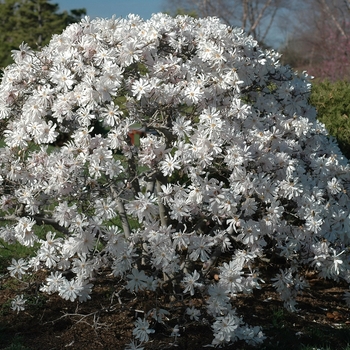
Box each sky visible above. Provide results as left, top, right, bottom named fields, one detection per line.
left=54, top=0, right=285, bottom=48
left=56, top=0, right=167, bottom=20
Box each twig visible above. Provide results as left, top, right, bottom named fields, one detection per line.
left=116, top=198, right=131, bottom=239
left=33, top=216, right=70, bottom=235
left=156, top=179, right=168, bottom=227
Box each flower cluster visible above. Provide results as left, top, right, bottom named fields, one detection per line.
left=1, top=13, right=350, bottom=347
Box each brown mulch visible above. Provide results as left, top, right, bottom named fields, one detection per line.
left=0, top=268, right=350, bottom=350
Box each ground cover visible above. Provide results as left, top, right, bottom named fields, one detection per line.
left=1, top=256, right=350, bottom=350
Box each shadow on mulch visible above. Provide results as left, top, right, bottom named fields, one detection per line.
left=0, top=269, right=350, bottom=350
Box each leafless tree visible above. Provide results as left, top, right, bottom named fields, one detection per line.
left=280, top=0, right=350, bottom=79
left=164, top=0, right=293, bottom=46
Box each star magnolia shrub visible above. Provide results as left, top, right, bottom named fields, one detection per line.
left=1, top=13, right=350, bottom=347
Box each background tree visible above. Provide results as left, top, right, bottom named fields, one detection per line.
left=164, top=0, right=294, bottom=47
left=280, top=0, right=350, bottom=80
left=164, top=0, right=350, bottom=77
left=0, top=0, right=86, bottom=69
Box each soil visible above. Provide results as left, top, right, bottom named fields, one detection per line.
left=1, top=266, right=350, bottom=350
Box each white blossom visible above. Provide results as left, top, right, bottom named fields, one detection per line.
left=132, top=318, right=155, bottom=343
left=7, top=258, right=28, bottom=279
left=11, top=294, right=27, bottom=313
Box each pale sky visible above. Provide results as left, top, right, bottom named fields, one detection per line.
left=56, top=0, right=167, bottom=20
left=55, top=0, right=285, bottom=48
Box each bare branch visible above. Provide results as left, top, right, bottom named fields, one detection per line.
left=242, top=0, right=249, bottom=30
left=0, top=214, right=70, bottom=235
left=156, top=179, right=168, bottom=227
left=116, top=198, right=131, bottom=239
left=320, top=0, right=347, bottom=37
left=259, top=1, right=280, bottom=43
left=0, top=214, right=18, bottom=222
left=110, top=184, right=131, bottom=239
left=33, top=216, right=70, bottom=235
left=344, top=0, right=350, bottom=11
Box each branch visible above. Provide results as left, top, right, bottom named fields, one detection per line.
left=127, top=154, right=141, bottom=195
left=0, top=214, right=70, bottom=236
left=260, top=2, right=279, bottom=44
left=250, top=0, right=273, bottom=35
left=320, top=0, right=347, bottom=37
left=116, top=198, right=131, bottom=239
left=33, top=216, right=70, bottom=235
left=0, top=214, right=18, bottom=222
left=242, top=0, right=249, bottom=30
left=345, top=0, right=350, bottom=11
left=156, top=179, right=168, bottom=227
left=109, top=184, right=131, bottom=239
left=202, top=245, right=223, bottom=273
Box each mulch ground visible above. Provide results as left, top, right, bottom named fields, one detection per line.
left=1, top=267, right=350, bottom=350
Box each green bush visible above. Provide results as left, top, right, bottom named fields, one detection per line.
left=310, top=80, right=350, bottom=159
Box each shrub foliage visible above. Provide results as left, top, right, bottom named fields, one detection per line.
left=310, top=80, right=350, bottom=159
left=0, top=13, right=350, bottom=347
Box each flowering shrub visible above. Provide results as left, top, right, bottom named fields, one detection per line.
left=1, top=13, right=350, bottom=347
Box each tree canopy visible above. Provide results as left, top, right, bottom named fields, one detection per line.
left=0, top=0, right=86, bottom=69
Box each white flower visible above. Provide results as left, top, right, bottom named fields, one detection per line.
left=14, top=217, right=37, bottom=247
left=182, top=270, right=202, bottom=296
left=212, top=313, right=241, bottom=345
left=58, top=278, right=83, bottom=302
left=131, top=78, right=152, bottom=100
left=125, top=192, right=158, bottom=223
left=125, top=340, right=144, bottom=350
left=186, top=306, right=201, bottom=321
left=11, top=294, right=27, bottom=313
left=328, top=248, right=345, bottom=276
left=7, top=258, right=28, bottom=279
left=159, top=153, right=181, bottom=177
left=53, top=202, right=78, bottom=228
left=41, top=271, right=65, bottom=294
left=327, top=177, right=342, bottom=194
left=132, top=318, right=155, bottom=343
left=94, top=197, right=117, bottom=220
left=100, top=101, right=122, bottom=127
left=183, top=83, right=203, bottom=104
left=50, top=66, right=76, bottom=90
left=71, top=230, right=96, bottom=255
left=11, top=42, right=33, bottom=63
left=78, top=280, right=94, bottom=302
left=172, top=116, right=193, bottom=138
left=37, top=245, right=59, bottom=268
left=219, top=258, right=244, bottom=295
left=148, top=307, right=170, bottom=323
left=126, top=268, right=151, bottom=293
left=171, top=324, right=180, bottom=338
left=188, top=234, right=214, bottom=262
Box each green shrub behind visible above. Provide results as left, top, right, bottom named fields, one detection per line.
left=310, top=80, right=350, bottom=159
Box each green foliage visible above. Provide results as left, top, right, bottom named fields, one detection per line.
left=0, top=0, right=86, bottom=69
left=0, top=239, right=36, bottom=273
left=271, top=308, right=285, bottom=329
left=310, top=80, right=350, bottom=159
left=0, top=220, right=55, bottom=273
